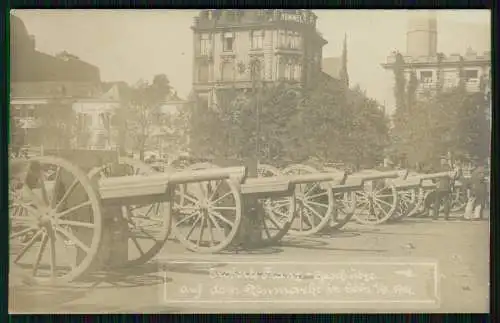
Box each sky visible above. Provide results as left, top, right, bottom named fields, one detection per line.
left=12, top=9, right=491, bottom=114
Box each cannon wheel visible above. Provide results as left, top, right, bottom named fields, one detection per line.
left=446, top=184, right=469, bottom=213
left=353, top=177, right=399, bottom=225
left=391, top=188, right=418, bottom=221
left=254, top=164, right=296, bottom=247
left=406, top=187, right=427, bottom=217
left=9, top=156, right=103, bottom=285
left=87, top=157, right=171, bottom=267
left=281, top=164, right=333, bottom=236
left=321, top=167, right=356, bottom=231
left=172, top=163, right=243, bottom=253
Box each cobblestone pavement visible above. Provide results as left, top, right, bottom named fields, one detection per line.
left=9, top=215, right=489, bottom=314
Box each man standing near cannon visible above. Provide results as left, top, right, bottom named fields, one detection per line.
left=469, top=162, right=487, bottom=220
left=430, top=158, right=453, bottom=220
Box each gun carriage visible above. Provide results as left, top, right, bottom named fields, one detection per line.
left=8, top=149, right=248, bottom=284
left=9, top=150, right=355, bottom=284
left=405, top=171, right=469, bottom=218
left=171, top=160, right=351, bottom=252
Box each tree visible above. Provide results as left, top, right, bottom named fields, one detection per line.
left=113, top=74, right=172, bottom=160
left=343, top=86, right=390, bottom=169
left=36, top=99, right=76, bottom=149
left=289, top=75, right=389, bottom=169
left=339, top=33, right=349, bottom=88
left=188, top=82, right=302, bottom=164
left=390, top=84, right=490, bottom=167
left=406, top=69, right=418, bottom=112
left=393, top=52, right=407, bottom=113
left=288, top=74, right=347, bottom=162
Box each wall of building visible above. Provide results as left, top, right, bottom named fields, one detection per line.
left=191, top=9, right=326, bottom=104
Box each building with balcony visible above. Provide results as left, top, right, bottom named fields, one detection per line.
left=191, top=9, right=327, bottom=109
left=381, top=11, right=491, bottom=100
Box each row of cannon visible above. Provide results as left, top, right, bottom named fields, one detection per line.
left=9, top=151, right=470, bottom=285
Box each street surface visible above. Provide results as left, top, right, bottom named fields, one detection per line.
left=9, top=214, right=489, bottom=314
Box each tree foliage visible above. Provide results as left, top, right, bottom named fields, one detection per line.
left=112, top=74, right=172, bottom=160
left=189, top=83, right=301, bottom=164
left=189, top=74, right=390, bottom=169
left=391, top=85, right=490, bottom=166
left=37, top=99, right=76, bottom=149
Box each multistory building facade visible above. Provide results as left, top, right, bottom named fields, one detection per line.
left=10, top=14, right=106, bottom=149
left=191, top=9, right=327, bottom=109
left=381, top=11, right=491, bottom=101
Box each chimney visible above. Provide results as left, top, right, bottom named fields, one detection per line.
left=406, top=10, right=438, bottom=58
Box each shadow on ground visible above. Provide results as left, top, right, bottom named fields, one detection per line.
left=279, top=237, right=387, bottom=253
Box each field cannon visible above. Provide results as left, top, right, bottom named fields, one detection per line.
left=8, top=151, right=248, bottom=285
left=280, top=164, right=355, bottom=235
left=335, top=170, right=410, bottom=225
left=403, top=171, right=467, bottom=218
left=172, top=161, right=349, bottom=251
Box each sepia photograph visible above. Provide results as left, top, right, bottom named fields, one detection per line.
left=8, top=9, right=491, bottom=314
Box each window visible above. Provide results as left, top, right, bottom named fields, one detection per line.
left=279, top=30, right=287, bottom=48
left=223, top=32, right=234, bottom=52
left=294, top=32, right=301, bottom=49
left=251, top=30, right=264, bottom=49
left=198, top=62, right=209, bottom=82
left=99, top=113, right=110, bottom=130
left=199, top=33, right=211, bottom=55
left=278, top=58, right=286, bottom=79
left=250, top=59, right=263, bottom=80
left=287, top=31, right=294, bottom=48
left=221, top=61, right=234, bottom=81
left=465, top=70, right=478, bottom=81
left=283, top=61, right=294, bottom=80
left=25, top=108, right=35, bottom=119
left=419, top=71, right=433, bottom=83
left=294, top=63, right=302, bottom=81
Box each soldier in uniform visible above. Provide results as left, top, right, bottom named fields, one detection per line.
left=431, top=158, right=452, bottom=220
left=470, top=162, right=487, bottom=220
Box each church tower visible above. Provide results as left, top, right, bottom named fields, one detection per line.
left=406, top=10, right=438, bottom=58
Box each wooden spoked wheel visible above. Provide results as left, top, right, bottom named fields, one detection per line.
left=406, top=187, right=427, bottom=217
left=175, top=162, right=219, bottom=209
left=172, top=163, right=242, bottom=253
left=9, top=156, right=103, bottom=285
left=254, top=164, right=295, bottom=247
left=87, top=157, right=171, bottom=267
left=391, top=188, right=418, bottom=221
left=353, top=178, right=398, bottom=225
left=447, top=183, right=469, bottom=213
left=321, top=167, right=356, bottom=231
left=282, top=164, right=333, bottom=236
left=328, top=191, right=357, bottom=230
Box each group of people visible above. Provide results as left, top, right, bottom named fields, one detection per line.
left=419, top=158, right=488, bottom=220
left=382, top=157, right=489, bottom=221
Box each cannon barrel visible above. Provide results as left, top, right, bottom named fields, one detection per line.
left=240, top=177, right=293, bottom=197
left=168, top=166, right=247, bottom=185
left=349, top=170, right=403, bottom=184
left=417, top=171, right=452, bottom=184
left=287, top=171, right=347, bottom=185
left=240, top=171, right=347, bottom=197
left=99, top=166, right=247, bottom=202
left=391, top=177, right=422, bottom=190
